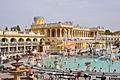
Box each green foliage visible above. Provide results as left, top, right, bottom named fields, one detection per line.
left=16, top=25, right=21, bottom=31
left=5, top=27, right=8, bottom=30
left=104, top=29, right=114, bottom=35
left=10, top=25, right=21, bottom=31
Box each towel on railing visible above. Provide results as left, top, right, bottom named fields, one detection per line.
left=106, top=76, right=111, bottom=80
left=90, top=76, right=96, bottom=80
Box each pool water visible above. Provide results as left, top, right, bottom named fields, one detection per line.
left=43, top=56, right=120, bottom=73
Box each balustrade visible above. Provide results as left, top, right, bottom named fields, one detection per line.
left=26, top=42, right=31, bottom=45
left=10, top=42, right=17, bottom=46
left=32, top=42, right=38, bottom=46
left=0, top=42, right=8, bottom=46
left=18, top=42, right=24, bottom=46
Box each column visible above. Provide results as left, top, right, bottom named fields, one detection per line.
left=60, top=28, right=62, bottom=38
left=68, top=29, right=70, bottom=38
left=87, top=32, right=89, bottom=37
left=79, top=31, right=81, bottom=37
left=83, top=32, right=84, bottom=37
left=50, top=29, right=52, bottom=37
left=76, top=31, right=77, bottom=37
left=94, top=32, right=96, bottom=37
left=78, top=31, right=80, bottom=37
left=71, top=29, right=73, bottom=38
left=78, top=31, right=79, bottom=37
left=64, top=29, right=67, bottom=37
left=80, top=31, right=82, bottom=37
left=44, top=29, right=47, bottom=36
left=85, top=32, right=86, bottom=37
left=88, top=32, right=90, bottom=37
left=16, top=42, right=18, bottom=53
left=81, top=31, right=82, bottom=37
left=73, top=30, right=74, bottom=37
left=55, top=29, right=57, bottom=37
left=84, top=31, right=85, bottom=37
left=76, top=31, right=78, bottom=37
left=86, top=32, right=87, bottom=37
left=75, top=31, right=76, bottom=37
left=77, top=31, right=78, bottom=37
left=74, top=31, right=75, bottom=37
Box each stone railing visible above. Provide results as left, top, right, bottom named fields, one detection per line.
left=0, top=42, right=8, bottom=46
left=10, top=42, right=17, bottom=46
left=18, top=42, right=24, bottom=46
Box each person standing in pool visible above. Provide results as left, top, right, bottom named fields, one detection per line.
left=101, top=72, right=106, bottom=80
left=113, top=69, right=116, bottom=73
left=28, top=67, right=35, bottom=77
left=92, top=67, right=97, bottom=72
left=86, top=66, right=91, bottom=72
left=99, top=68, right=103, bottom=72
left=76, top=64, right=80, bottom=70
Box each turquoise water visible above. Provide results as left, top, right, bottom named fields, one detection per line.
left=43, top=56, right=120, bottom=73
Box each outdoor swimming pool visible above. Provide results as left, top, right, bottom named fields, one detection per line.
left=43, top=56, right=120, bottom=73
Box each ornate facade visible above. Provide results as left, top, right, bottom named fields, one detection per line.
left=0, top=16, right=120, bottom=57
left=31, top=17, right=105, bottom=38
left=31, top=17, right=106, bottom=50
left=31, top=17, right=120, bottom=51
left=0, top=30, right=44, bottom=57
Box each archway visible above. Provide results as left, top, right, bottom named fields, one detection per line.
left=33, top=38, right=37, bottom=42
left=52, top=29, right=55, bottom=37
left=26, top=38, right=31, bottom=42
left=57, top=29, right=60, bottom=37
left=1, top=38, right=8, bottom=42
left=47, top=29, right=50, bottom=37
left=18, top=38, right=24, bottom=42
left=10, top=38, right=17, bottom=42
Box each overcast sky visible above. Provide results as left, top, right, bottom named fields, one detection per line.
left=0, top=0, right=120, bottom=31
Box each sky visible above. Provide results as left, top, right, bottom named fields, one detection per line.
left=0, top=0, right=120, bottom=31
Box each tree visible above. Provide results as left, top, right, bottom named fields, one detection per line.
left=5, top=27, right=8, bottom=30
left=104, top=30, right=114, bottom=35
left=10, top=27, right=16, bottom=31
left=10, top=27, right=13, bottom=31
left=16, top=25, right=21, bottom=31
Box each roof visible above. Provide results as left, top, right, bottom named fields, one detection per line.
left=114, top=31, right=120, bottom=35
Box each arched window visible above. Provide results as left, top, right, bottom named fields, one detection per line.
left=33, top=38, right=37, bottom=42
left=10, top=38, right=17, bottom=42
left=18, top=38, right=24, bottom=42
left=1, top=38, right=8, bottom=42
left=26, top=38, right=31, bottom=42
left=57, top=29, right=60, bottom=37
left=52, top=29, right=55, bottom=37
left=47, top=29, right=50, bottom=37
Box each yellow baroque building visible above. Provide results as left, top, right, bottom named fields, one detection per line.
left=0, top=16, right=120, bottom=57
left=31, top=17, right=108, bottom=51
left=0, top=30, right=44, bottom=57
